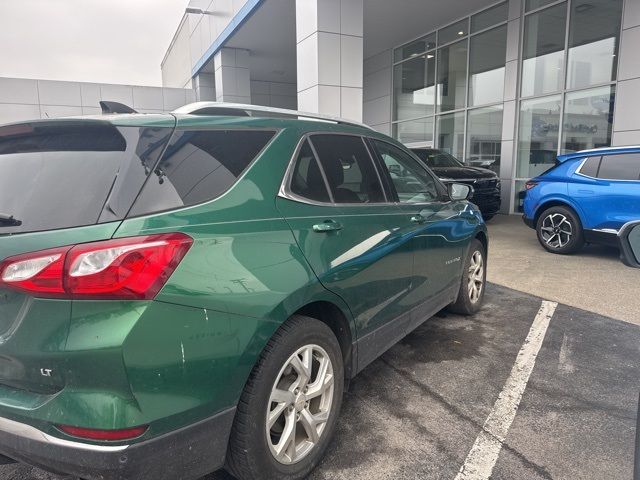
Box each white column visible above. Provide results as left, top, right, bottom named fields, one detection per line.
left=213, top=47, right=251, bottom=103
left=295, top=0, right=364, bottom=121
left=192, top=73, right=216, bottom=101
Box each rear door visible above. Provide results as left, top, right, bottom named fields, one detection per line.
left=370, top=139, right=471, bottom=330
left=571, top=152, right=640, bottom=229
left=0, top=119, right=173, bottom=392
left=276, top=133, right=414, bottom=370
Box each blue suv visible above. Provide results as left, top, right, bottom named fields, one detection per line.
left=522, top=146, right=640, bottom=254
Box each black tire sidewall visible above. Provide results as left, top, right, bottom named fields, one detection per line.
left=230, top=316, right=344, bottom=480
left=536, top=206, right=584, bottom=254
left=449, top=239, right=486, bottom=315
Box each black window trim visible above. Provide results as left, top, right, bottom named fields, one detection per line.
left=125, top=127, right=280, bottom=220
left=279, top=131, right=390, bottom=207
left=368, top=137, right=451, bottom=205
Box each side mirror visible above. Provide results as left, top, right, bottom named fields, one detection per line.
left=619, top=221, right=640, bottom=268
left=448, top=182, right=473, bottom=201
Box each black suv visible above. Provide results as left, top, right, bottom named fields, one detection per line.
left=411, top=148, right=501, bottom=221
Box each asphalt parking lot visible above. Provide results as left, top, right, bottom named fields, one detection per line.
left=3, top=283, right=638, bottom=480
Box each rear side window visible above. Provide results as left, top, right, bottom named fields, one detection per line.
left=130, top=129, right=275, bottom=216
left=0, top=122, right=172, bottom=234
left=578, top=156, right=601, bottom=177
left=597, top=153, right=640, bottom=181
left=309, top=135, right=385, bottom=203
left=290, top=140, right=331, bottom=202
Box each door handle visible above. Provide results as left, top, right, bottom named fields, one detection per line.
left=410, top=214, right=426, bottom=224
left=313, top=220, right=343, bottom=233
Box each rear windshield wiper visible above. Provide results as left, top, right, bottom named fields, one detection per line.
left=0, top=213, right=22, bottom=227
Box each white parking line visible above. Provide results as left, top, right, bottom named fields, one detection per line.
left=454, top=300, right=558, bottom=480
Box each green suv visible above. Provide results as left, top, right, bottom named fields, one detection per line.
left=0, top=103, right=487, bottom=480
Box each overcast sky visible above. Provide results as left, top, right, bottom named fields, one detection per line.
left=0, top=0, right=190, bottom=86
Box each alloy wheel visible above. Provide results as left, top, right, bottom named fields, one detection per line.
left=540, top=213, right=573, bottom=249
left=266, top=344, right=335, bottom=465
left=468, top=250, right=484, bottom=303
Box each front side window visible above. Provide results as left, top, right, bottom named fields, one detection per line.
left=374, top=140, right=441, bottom=204
left=130, top=129, right=275, bottom=216
left=310, top=135, right=385, bottom=204
left=597, top=154, right=640, bottom=181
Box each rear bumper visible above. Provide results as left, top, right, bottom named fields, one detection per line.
left=0, top=407, right=235, bottom=480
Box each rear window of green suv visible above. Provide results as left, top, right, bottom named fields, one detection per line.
left=0, top=121, right=172, bottom=234
left=128, top=129, right=276, bottom=217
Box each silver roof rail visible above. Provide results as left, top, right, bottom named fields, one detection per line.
left=172, top=102, right=373, bottom=130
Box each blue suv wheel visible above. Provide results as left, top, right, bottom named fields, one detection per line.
left=536, top=206, right=585, bottom=254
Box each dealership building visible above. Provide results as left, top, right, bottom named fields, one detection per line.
left=1, top=0, right=639, bottom=213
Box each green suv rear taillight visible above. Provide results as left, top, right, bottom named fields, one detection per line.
left=0, top=233, right=193, bottom=300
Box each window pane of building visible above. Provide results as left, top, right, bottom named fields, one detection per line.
left=526, top=0, right=560, bottom=12
left=471, top=2, right=508, bottom=33
left=437, top=112, right=465, bottom=159
left=469, top=25, right=507, bottom=106
left=561, top=86, right=615, bottom=153
left=521, top=3, right=567, bottom=97
left=566, top=0, right=622, bottom=89
left=394, top=54, right=436, bottom=121
left=394, top=33, right=436, bottom=63
left=437, top=40, right=468, bottom=112
left=393, top=117, right=434, bottom=145
left=439, top=19, right=469, bottom=45
left=467, top=106, right=504, bottom=175
left=517, top=95, right=562, bottom=178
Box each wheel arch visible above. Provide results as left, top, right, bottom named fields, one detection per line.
left=534, top=198, right=584, bottom=228
left=474, top=229, right=488, bottom=253
left=293, top=301, right=355, bottom=380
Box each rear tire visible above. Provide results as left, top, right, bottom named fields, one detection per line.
left=482, top=213, right=495, bottom=222
left=225, top=315, right=344, bottom=480
left=536, top=206, right=584, bottom=254
left=448, top=239, right=486, bottom=315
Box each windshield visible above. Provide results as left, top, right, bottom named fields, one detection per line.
left=0, top=121, right=172, bottom=234
left=412, top=149, right=463, bottom=168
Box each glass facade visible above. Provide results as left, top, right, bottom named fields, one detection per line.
left=437, top=112, right=465, bottom=159
left=521, top=4, right=567, bottom=98
left=392, top=0, right=508, bottom=170
left=561, top=86, right=615, bottom=153
left=437, top=40, right=468, bottom=112
left=392, top=0, right=624, bottom=213
left=514, top=0, right=622, bottom=210
left=469, top=25, right=507, bottom=106
left=467, top=106, right=503, bottom=175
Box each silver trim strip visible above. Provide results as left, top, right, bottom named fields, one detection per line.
left=0, top=416, right=129, bottom=452
left=591, top=228, right=619, bottom=234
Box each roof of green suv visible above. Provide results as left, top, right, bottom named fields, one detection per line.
left=62, top=112, right=380, bottom=137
